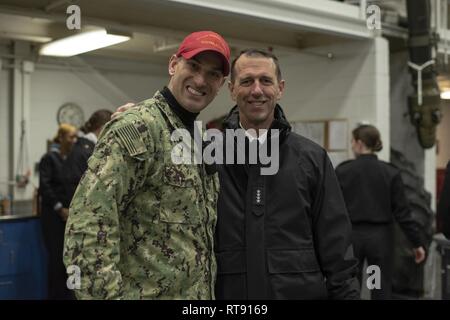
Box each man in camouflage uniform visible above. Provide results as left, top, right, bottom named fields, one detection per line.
left=63, top=31, right=230, bottom=299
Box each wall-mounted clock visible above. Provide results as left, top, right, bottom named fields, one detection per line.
left=57, top=103, right=85, bottom=128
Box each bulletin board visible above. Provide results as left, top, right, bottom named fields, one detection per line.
left=292, top=119, right=349, bottom=167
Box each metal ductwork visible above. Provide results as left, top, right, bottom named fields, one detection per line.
left=406, top=0, right=442, bottom=149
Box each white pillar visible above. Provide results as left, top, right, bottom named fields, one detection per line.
left=11, top=41, right=34, bottom=202
left=373, top=37, right=390, bottom=162
left=424, top=146, right=436, bottom=211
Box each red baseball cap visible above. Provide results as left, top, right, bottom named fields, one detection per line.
left=176, top=31, right=231, bottom=76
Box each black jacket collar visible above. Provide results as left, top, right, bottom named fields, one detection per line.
left=357, top=154, right=378, bottom=160
left=222, top=104, right=292, bottom=144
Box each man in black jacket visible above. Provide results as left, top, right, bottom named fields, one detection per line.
left=214, top=49, right=359, bottom=299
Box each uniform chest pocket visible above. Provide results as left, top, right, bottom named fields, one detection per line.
left=159, top=164, right=200, bottom=224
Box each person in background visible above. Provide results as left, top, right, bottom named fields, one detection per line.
left=438, top=160, right=450, bottom=239
left=335, top=124, right=426, bottom=300
left=63, top=109, right=113, bottom=200
left=39, top=123, right=77, bottom=299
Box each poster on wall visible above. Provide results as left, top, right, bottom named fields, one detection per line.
left=292, top=119, right=349, bottom=167
left=293, top=121, right=325, bottom=148
left=328, top=120, right=348, bottom=151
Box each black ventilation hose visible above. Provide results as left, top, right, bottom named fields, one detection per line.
left=406, top=0, right=437, bottom=83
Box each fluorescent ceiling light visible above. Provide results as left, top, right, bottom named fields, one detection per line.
left=39, top=29, right=130, bottom=57
left=0, top=32, right=52, bottom=43
left=440, top=91, right=450, bottom=100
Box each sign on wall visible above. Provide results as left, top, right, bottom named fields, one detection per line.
left=292, top=119, right=349, bottom=167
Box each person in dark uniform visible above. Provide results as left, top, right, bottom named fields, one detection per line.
left=214, top=49, right=360, bottom=299
left=63, top=109, right=112, bottom=200
left=39, top=123, right=77, bottom=299
left=335, top=124, right=426, bottom=300
left=438, top=160, right=450, bottom=239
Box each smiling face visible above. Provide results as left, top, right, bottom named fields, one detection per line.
left=167, top=51, right=226, bottom=113
left=229, top=54, right=285, bottom=130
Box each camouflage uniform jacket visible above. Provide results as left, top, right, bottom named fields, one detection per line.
left=63, top=91, right=219, bottom=299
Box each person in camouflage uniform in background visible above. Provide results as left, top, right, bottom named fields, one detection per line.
left=63, top=31, right=230, bottom=299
